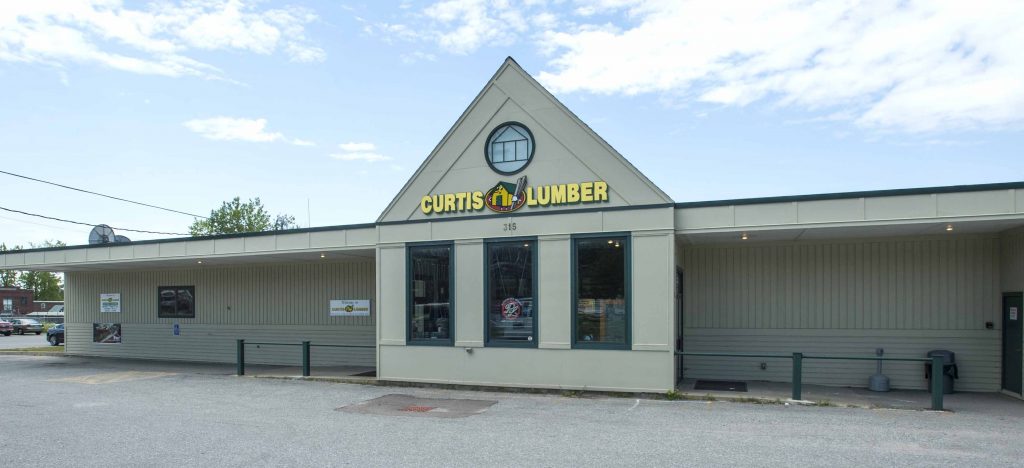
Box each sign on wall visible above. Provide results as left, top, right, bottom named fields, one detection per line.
left=100, top=293, right=121, bottom=313
left=329, top=300, right=371, bottom=317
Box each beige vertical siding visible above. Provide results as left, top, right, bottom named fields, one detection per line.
left=680, top=235, right=1003, bottom=391
left=64, top=260, right=375, bottom=366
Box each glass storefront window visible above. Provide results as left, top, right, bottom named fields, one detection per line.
left=408, top=244, right=453, bottom=344
left=574, top=235, right=630, bottom=349
left=158, top=286, right=195, bottom=318
left=485, top=239, right=536, bottom=346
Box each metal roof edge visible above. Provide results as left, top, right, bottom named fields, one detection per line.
left=673, top=181, right=1024, bottom=209
left=3, top=222, right=378, bottom=255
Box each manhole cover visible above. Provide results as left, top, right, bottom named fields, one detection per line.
left=338, top=394, right=496, bottom=418
left=693, top=380, right=748, bottom=392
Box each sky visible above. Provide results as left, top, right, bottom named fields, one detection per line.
left=1, top=0, right=1023, bottom=248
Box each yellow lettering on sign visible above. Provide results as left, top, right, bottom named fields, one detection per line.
left=551, top=184, right=566, bottom=204
left=567, top=183, right=580, bottom=203
left=455, top=192, right=467, bottom=211
left=472, top=191, right=484, bottom=210
left=537, top=186, right=550, bottom=205
left=580, top=182, right=593, bottom=202
left=433, top=195, right=444, bottom=213
left=420, top=196, right=432, bottom=214
left=593, top=181, right=608, bottom=201
left=526, top=187, right=537, bottom=206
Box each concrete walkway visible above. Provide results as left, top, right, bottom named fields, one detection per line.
left=676, top=378, right=1024, bottom=413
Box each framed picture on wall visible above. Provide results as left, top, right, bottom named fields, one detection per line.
left=93, top=323, right=122, bottom=344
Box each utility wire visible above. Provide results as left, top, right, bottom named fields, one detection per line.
left=0, top=206, right=190, bottom=236
left=0, top=170, right=207, bottom=219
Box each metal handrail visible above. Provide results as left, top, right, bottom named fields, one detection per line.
left=236, top=339, right=374, bottom=377
left=676, top=350, right=946, bottom=410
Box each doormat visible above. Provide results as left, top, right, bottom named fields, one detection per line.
left=337, top=394, right=497, bottom=418
left=693, top=380, right=748, bottom=392
left=350, top=370, right=376, bottom=377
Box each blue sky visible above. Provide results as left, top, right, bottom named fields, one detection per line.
left=1, top=0, right=1022, bottom=247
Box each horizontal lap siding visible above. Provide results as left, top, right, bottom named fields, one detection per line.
left=680, top=236, right=1002, bottom=391
left=683, top=330, right=998, bottom=391
left=64, top=260, right=375, bottom=367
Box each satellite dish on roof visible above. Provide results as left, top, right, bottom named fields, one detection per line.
left=114, top=235, right=131, bottom=243
left=88, top=224, right=116, bottom=244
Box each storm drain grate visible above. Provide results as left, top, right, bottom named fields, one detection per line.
left=693, top=380, right=748, bottom=392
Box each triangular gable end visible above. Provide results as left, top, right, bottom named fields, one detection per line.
left=377, top=57, right=673, bottom=223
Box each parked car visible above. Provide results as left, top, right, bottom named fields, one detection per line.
left=46, top=323, right=64, bottom=346
left=10, top=318, right=43, bottom=335
left=0, top=319, right=12, bottom=336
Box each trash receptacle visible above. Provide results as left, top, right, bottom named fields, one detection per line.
left=925, top=350, right=958, bottom=394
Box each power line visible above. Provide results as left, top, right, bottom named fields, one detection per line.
left=0, top=206, right=190, bottom=236
left=0, top=169, right=207, bottom=219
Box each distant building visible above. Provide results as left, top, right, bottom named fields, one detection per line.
left=0, top=287, right=34, bottom=315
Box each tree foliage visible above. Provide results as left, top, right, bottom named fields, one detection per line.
left=0, top=243, right=20, bottom=287
left=1, top=241, right=65, bottom=301
left=189, top=197, right=298, bottom=236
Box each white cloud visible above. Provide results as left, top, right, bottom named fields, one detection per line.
left=0, top=0, right=325, bottom=80
left=367, top=0, right=552, bottom=54
left=337, top=142, right=377, bottom=152
left=384, top=0, right=1024, bottom=133
left=330, top=152, right=392, bottom=162
left=535, top=0, right=1024, bottom=133
left=331, top=142, right=391, bottom=162
left=183, top=117, right=313, bottom=146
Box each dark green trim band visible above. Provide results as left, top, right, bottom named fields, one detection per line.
left=5, top=222, right=378, bottom=254
left=674, top=181, right=1024, bottom=209
left=378, top=202, right=676, bottom=227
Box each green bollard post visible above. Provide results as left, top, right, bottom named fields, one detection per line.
left=237, top=339, right=245, bottom=376
left=302, top=341, right=311, bottom=377
left=792, top=353, right=803, bottom=401
left=931, top=356, right=944, bottom=411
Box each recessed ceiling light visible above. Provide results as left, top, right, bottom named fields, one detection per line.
left=741, top=233, right=749, bottom=240
left=945, top=224, right=954, bottom=232
left=197, top=260, right=203, bottom=264
left=320, top=253, right=325, bottom=258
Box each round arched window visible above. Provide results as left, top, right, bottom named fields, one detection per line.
left=485, top=122, right=535, bottom=175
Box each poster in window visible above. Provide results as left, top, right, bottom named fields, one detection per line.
left=93, top=323, right=122, bottom=344
left=100, top=293, right=121, bottom=313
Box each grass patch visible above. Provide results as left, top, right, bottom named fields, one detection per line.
left=812, top=400, right=836, bottom=407
left=560, top=390, right=584, bottom=398
left=3, top=346, right=64, bottom=353
left=665, top=390, right=683, bottom=400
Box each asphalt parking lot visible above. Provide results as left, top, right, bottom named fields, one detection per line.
left=0, top=332, right=50, bottom=349
left=2, top=355, right=1023, bottom=467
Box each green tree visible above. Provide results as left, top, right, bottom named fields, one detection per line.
left=19, top=241, right=65, bottom=301
left=189, top=197, right=298, bottom=236
left=0, top=243, right=22, bottom=287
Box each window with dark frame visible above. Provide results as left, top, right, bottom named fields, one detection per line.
left=408, top=244, right=453, bottom=344
left=158, top=286, right=195, bottom=318
left=485, top=239, right=537, bottom=346
left=573, top=235, right=630, bottom=349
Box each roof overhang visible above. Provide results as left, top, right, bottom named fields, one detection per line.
left=0, top=226, right=377, bottom=272
left=676, top=185, right=1024, bottom=244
